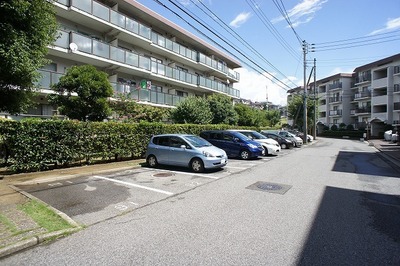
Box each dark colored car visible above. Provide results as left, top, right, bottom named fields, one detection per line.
left=260, top=132, right=294, bottom=149
left=199, top=130, right=264, bottom=159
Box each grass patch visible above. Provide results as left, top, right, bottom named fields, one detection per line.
left=18, top=200, right=73, bottom=232
left=0, top=213, right=18, bottom=234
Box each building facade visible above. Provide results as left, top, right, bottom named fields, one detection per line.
left=288, top=53, right=400, bottom=138
left=1, top=0, right=241, bottom=120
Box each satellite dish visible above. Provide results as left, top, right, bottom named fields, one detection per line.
left=69, top=43, right=78, bottom=52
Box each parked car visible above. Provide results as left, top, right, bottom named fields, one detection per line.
left=199, top=130, right=264, bottom=159
left=260, top=132, right=294, bottom=149
left=145, top=134, right=228, bottom=172
left=262, top=130, right=303, bottom=147
left=229, top=129, right=281, bottom=155
left=288, top=130, right=313, bottom=142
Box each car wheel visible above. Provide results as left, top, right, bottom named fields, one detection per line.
left=190, top=158, right=204, bottom=173
left=281, top=143, right=287, bottom=149
left=240, top=150, right=250, bottom=160
left=263, top=146, right=268, bottom=156
left=146, top=155, right=158, bottom=168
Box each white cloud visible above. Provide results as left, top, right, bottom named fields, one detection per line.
left=229, top=12, right=252, bottom=28
left=272, top=0, right=327, bottom=28
left=369, top=17, right=400, bottom=35
left=233, top=68, right=294, bottom=106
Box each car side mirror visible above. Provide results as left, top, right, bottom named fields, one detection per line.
left=233, top=137, right=240, bottom=142
left=180, top=145, right=186, bottom=149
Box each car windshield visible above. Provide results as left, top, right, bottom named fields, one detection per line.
left=184, top=135, right=212, bottom=147
left=248, top=131, right=267, bottom=139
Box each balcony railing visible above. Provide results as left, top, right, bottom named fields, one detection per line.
left=329, top=110, right=342, bottom=116
left=350, top=107, right=371, bottom=114
left=329, top=82, right=342, bottom=90
left=355, top=74, right=371, bottom=84
left=57, top=0, right=240, bottom=82
left=354, top=92, right=371, bottom=99
left=52, top=30, right=240, bottom=98
left=394, top=102, right=400, bottom=110
left=329, top=96, right=342, bottom=103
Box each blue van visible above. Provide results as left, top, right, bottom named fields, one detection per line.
left=199, top=130, right=264, bottom=159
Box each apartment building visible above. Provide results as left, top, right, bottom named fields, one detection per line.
left=2, top=0, right=241, bottom=120
left=288, top=53, right=400, bottom=138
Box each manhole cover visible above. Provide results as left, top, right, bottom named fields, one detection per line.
left=246, top=181, right=292, bottom=195
left=153, top=172, right=174, bottom=177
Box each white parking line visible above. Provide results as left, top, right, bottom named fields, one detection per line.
left=224, top=166, right=248, bottom=169
left=93, top=175, right=174, bottom=196
left=161, top=170, right=220, bottom=179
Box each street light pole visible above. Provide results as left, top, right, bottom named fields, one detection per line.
left=313, top=58, right=317, bottom=140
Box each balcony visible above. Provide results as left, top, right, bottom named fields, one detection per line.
left=329, top=96, right=342, bottom=103
left=328, top=82, right=342, bottom=90
left=50, top=30, right=240, bottom=98
left=372, top=77, right=388, bottom=88
left=329, top=110, right=342, bottom=116
left=350, top=107, right=371, bottom=115
left=56, top=0, right=240, bottom=83
left=354, top=92, right=371, bottom=100
left=355, top=74, right=371, bottom=84
left=394, top=102, right=400, bottom=111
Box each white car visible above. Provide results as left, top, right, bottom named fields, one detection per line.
left=229, top=130, right=281, bottom=155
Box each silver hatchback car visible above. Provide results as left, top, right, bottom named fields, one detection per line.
left=145, top=134, right=228, bottom=172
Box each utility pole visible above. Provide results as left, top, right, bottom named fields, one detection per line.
left=302, top=41, right=308, bottom=144
left=313, top=58, right=317, bottom=140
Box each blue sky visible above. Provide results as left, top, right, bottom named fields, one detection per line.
left=136, top=0, right=400, bottom=105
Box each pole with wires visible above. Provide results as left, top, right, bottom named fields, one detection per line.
left=313, top=58, right=317, bottom=140
left=303, top=41, right=308, bottom=144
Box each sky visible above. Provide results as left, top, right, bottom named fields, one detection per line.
left=136, top=0, right=400, bottom=106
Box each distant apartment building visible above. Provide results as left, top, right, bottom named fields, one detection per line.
left=288, top=53, right=400, bottom=138
left=1, top=0, right=241, bottom=120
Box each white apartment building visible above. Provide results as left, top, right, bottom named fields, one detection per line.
left=2, top=0, right=241, bottom=120
left=288, top=53, right=400, bottom=138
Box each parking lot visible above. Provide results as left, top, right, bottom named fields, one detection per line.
left=15, top=148, right=297, bottom=225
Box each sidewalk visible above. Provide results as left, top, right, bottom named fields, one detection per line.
left=0, top=159, right=144, bottom=259
left=1, top=140, right=399, bottom=259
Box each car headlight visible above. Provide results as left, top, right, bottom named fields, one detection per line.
left=202, top=151, right=215, bottom=157
left=247, top=144, right=258, bottom=149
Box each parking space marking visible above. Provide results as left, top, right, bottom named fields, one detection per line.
left=165, top=170, right=220, bottom=179
left=93, top=175, right=174, bottom=196
left=224, top=166, right=248, bottom=169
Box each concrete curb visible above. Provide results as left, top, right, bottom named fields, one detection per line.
left=0, top=186, right=82, bottom=259
left=369, top=141, right=400, bottom=170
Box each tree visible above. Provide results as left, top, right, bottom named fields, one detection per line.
left=110, top=95, right=168, bottom=122
left=170, top=96, right=213, bottom=124
left=265, top=109, right=281, bottom=127
left=48, top=65, right=114, bottom=121
left=287, top=95, right=316, bottom=131
left=234, top=103, right=265, bottom=127
left=207, top=94, right=238, bottom=125
left=0, top=0, right=58, bottom=114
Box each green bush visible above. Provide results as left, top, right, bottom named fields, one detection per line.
left=0, top=119, right=243, bottom=173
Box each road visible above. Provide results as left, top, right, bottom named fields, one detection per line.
left=2, top=137, right=400, bottom=265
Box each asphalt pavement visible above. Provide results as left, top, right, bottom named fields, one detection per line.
left=0, top=138, right=399, bottom=259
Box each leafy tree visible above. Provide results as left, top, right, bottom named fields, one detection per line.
left=207, top=94, right=238, bottom=125
left=265, top=109, right=280, bottom=127
left=0, top=0, right=58, bottom=114
left=110, top=95, right=168, bottom=122
left=287, top=94, right=316, bottom=131
left=234, top=103, right=265, bottom=127
left=48, top=65, right=114, bottom=121
left=170, top=96, right=213, bottom=124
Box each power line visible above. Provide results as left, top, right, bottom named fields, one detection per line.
left=152, top=0, right=293, bottom=91
left=313, top=29, right=400, bottom=45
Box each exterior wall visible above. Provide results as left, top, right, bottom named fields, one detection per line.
left=1, top=0, right=242, bottom=120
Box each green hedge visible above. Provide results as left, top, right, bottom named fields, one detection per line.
left=0, top=119, right=256, bottom=173
left=319, top=130, right=366, bottom=139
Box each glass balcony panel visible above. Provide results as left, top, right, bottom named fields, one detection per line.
left=71, top=0, right=91, bottom=13
left=57, top=0, right=69, bottom=6
left=126, top=18, right=139, bottom=34
left=72, top=33, right=92, bottom=53
left=166, top=39, right=173, bottom=51
left=130, top=90, right=139, bottom=101
left=36, top=70, right=51, bottom=88
left=139, top=56, right=150, bottom=70
left=110, top=10, right=125, bottom=28
left=139, top=24, right=151, bottom=39
left=150, top=91, right=157, bottom=104
left=157, top=35, right=166, bottom=47
left=54, top=30, right=69, bottom=48
left=173, top=95, right=181, bottom=106
left=199, top=76, right=205, bottom=87
left=110, top=46, right=125, bottom=63
left=139, top=89, right=150, bottom=101
left=172, top=42, right=179, bottom=54
left=92, top=40, right=109, bottom=58
left=126, top=52, right=139, bottom=67
left=199, top=53, right=206, bottom=64
left=165, top=94, right=173, bottom=105
left=157, top=92, right=165, bottom=104
left=92, top=1, right=109, bottom=21
left=165, top=66, right=173, bottom=78
left=52, top=73, right=63, bottom=85
left=179, top=46, right=186, bottom=57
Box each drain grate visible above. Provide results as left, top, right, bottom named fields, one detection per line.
left=246, top=181, right=292, bottom=195
left=153, top=172, right=174, bottom=177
